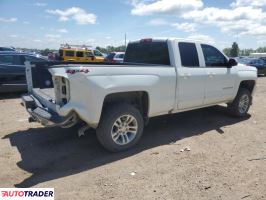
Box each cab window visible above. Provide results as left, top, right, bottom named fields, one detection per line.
left=76, top=51, right=84, bottom=57
left=178, top=42, right=199, bottom=67
left=65, top=51, right=74, bottom=57
left=93, top=50, right=103, bottom=57
left=201, top=44, right=227, bottom=67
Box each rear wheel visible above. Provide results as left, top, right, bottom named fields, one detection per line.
left=96, top=104, right=144, bottom=152
left=228, top=88, right=251, bottom=117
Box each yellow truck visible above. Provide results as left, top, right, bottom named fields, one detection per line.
left=58, top=44, right=105, bottom=62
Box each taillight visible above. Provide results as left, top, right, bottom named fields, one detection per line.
left=54, top=77, right=70, bottom=106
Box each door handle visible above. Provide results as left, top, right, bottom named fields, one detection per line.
left=181, top=73, right=191, bottom=79
left=207, top=72, right=215, bottom=78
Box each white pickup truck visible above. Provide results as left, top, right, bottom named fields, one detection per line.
left=22, top=38, right=257, bottom=152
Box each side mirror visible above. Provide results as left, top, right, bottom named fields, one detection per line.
left=227, top=58, right=237, bottom=68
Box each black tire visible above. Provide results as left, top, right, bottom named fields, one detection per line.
left=96, top=104, right=144, bottom=152
left=228, top=88, right=251, bottom=117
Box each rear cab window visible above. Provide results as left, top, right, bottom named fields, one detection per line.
left=178, top=42, right=199, bottom=67
left=124, top=40, right=170, bottom=65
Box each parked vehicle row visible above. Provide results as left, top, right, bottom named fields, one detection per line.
left=0, top=51, right=48, bottom=93
left=0, top=48, right=126, bottom=93
left=104, top=52, right=124, bottom=63
left=236, top=57, right=266, bottom=76
left=22, top=38, right=257, bottom=152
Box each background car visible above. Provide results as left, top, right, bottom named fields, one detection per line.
left=104, top=52, right=124, bottom=63
left=237, top=57, right=266, bottom=76
left=260, top=57, right=266, bottom=62
left=0, top=51, right=48, bottom=93
left=58, top=44, right=105, bottom=62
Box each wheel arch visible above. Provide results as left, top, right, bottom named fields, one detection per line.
left=101, top=91, right=150, bottom=123
left=232, top=80, right=256, bottom=105
left=239, top=80, right=256, bottom=94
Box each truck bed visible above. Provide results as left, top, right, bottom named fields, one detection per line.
left=29, top=61, right=161, bottom=90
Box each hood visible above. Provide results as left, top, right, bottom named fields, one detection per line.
left=236, top=63, right=257, bottom=72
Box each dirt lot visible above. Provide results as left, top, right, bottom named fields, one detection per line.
left=0, top=78, right=266, bottom=200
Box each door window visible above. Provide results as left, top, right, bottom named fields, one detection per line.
left=76, top=51, right=84, bottom=57
left=0, top=55, right=20, bottom=65
left=24, top=55, right=46, bottom=62
left=65, top=51, right=74, bottom=57
left=118, top=54, right=124, bottom=59
left=251, top=59, right=265, bottom=66
left=201, top=44, right=227, bottom=67
left=86, top=51, right=94, bottom=57
left=178, top=42, right=199, bottom=67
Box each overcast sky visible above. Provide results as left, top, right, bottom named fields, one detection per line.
left=1, top=0, right=266, bottom=49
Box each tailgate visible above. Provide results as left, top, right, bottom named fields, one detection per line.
left=25, top=61, right=96, bottom=106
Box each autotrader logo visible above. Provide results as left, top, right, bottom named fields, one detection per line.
left=0, top=188, right=54, bottom=200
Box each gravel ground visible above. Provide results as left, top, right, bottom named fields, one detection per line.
left=0, top=78, right=265, bottom=200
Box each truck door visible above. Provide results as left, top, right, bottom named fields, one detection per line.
left=176, top=42, right=206, bottom=110
left=200, top=44, right=237, bottom=105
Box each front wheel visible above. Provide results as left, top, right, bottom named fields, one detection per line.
left=228, top=88, right=252, bottom=117
left=96, top=104, right=144, bottom=152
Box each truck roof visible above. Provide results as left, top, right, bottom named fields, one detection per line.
left=130, top=37, right=213, bottom=45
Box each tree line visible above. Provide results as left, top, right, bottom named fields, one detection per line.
left=223, top=42, right=266, bottom=57
left=17, top=43, right=266, bottom=57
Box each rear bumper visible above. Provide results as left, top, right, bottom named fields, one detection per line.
left=21, top=94, right=77, bottom=127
